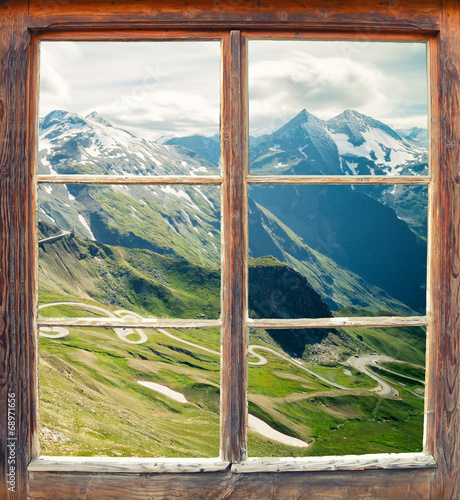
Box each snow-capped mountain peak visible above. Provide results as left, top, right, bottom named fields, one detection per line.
left=85, top=111, right=120, bottom=129
left=40, top=109, right=87, bottom=132
left=38, top=110, right=218, bottom=178
left=325, top=110, right=427, bottom=176
left=250, top=108, right=341, bottom=175
left=249, top=107, right=427, bottom=177
left=38, top=109, right=221, bottom=264
left=327, top=109, right=402, bottom=146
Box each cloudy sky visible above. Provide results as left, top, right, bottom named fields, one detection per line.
left=40, top=40, right=427, bottom=141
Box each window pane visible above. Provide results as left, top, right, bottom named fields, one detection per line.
left=39, top=41, right=220, bottom=175
left=249, top=184, right=427, bottom=316
left=38, top=184, right=221, bottom=319
left=39, top=326, right=220, bottom=457
left=249, top=41, right=428, bottom=176
left=247, top=326, right=425, bottom=457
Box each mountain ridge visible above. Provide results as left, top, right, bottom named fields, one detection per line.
left=38, top=108, right=427, bottom=314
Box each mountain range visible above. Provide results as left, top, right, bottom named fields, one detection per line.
left=38, top=108, right=428, bottom=315
left=37, top=109, right=428, bottom=458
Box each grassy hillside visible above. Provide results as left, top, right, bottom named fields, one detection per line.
left=39, top=319, right=425, bottom=457
left=249, top=201, right=416, bottom=315
left=40, top=184, right=221, bottom=268
left=40, top=326, right=221, bottom=457
left=38, top=229, right=427, bottom=457
left=335, top=307, right=427, bottom=366
left=39, top=225, right=221, bottom=319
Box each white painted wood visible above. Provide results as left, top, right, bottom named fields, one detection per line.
left=28, top=453, right=435, bottom=474
left=37, top=315, right=427, bottom=329
left=37, top=316, right=427, bottom=329
left=28, top=457, right=230, bottom=473
left=232, top=453, right=437, bottom=473
left=37, top=175, right=430, bottom=186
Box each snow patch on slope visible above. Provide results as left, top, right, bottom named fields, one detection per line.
left=77, top=214, right=95, bottom=240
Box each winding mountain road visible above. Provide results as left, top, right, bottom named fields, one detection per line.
left=347, top=354, right=399, bottom=397
left=39, top=302, right=401, bottom=397
left=38, top=230, right=71, bottom=245
left=248, top=345, right=348, bottom=390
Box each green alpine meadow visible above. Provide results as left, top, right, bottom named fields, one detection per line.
left=38, top=226, right=426, bottom=457
left=38, top=108, right=427, bottom=458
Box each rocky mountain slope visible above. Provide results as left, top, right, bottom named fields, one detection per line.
left=38, top=109, right=427, bottom=314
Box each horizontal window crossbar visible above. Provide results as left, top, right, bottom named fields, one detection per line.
left=36, top=175, right=430, bottom=186
left=247, top=175, right=431, bottom=185
left=28, top=457, right=230, bottom=474
left=37, top=175, right=223, bottom=185
left=37, top=317, right=222, bottom=329
left=37, top=316, right=427, bottom=329
left=248, top=315, right=428, bottom=329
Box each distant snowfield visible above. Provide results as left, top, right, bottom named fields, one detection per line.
left=329, top=127, right=421, bottom=175
left=248, top=414, right=310, bottom=448
left=138, top=380, right=188, bottom=403
left=137, top=383, right=309, bottom=447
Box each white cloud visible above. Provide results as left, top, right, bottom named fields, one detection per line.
left=96, top=89, right=219, bottom=141
left=382, top=114, right=429, bottom=131
left=39, top=40, right=427, bottom=140
left=39, top=42, right=83, bottom=115
left=39, top=41, right=220, bottom=140
left=249, top=40, right=427, bottom=135
left=250, top=55, right=401, bottom=133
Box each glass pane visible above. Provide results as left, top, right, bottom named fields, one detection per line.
left=38, top=184, right=221, bottom=319
left=248, top=326, right=426, bottom=457
left=249, top=184, right=427, bottom=316
left=39, top=41, right=220, bottom=176
left=39, top=326, right=220, bottom=457
left=249, top=41, right=428, bottom=176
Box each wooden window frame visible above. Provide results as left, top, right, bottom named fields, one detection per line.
left=0, top=1, right=458, bottom=498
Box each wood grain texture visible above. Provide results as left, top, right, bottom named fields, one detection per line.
left=37, top=317, right=221, bottom=329
left=27, top=468, right=435, bottom=499
left=29, top=457, right=230, bottom=473
left=28, top=33, right=40, bottom=467
left=0, top=0, right=457, bottom=498
left=248, top=316, right=428, bottom=330
left=28, top=453, right=435, bottom=474
left=0, top=2, right=33, bottom=499
left=28, top=0, right=440, bottom=32
left=220, top=30, right=248, bottom=463
left=427, top=1, right=460, bottom=498
left=37, top=174, right=222, bottom=185
left=233, top=452, right=436, bottom=473
left=247, top=175, right=430, bottom=185
left=36, top=316, right=426, bottom=330
left=38, top=29, right=224, bottom=41
left=244, top=30, right=434, bottom=41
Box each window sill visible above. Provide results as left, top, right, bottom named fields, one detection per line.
left=29, top=452, right=436, bottom=474
left=232, top=452, right=436, bottom=473
left=28, top=457, right=231, bottom=474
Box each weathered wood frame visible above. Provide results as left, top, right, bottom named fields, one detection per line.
left=0, top=1, right=458, bottom=498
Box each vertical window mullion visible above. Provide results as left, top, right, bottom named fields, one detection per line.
left=220, top=30, right=249, bottom=463
left=424, top=34, right=438, bottom=459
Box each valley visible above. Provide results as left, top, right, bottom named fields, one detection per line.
left=38, top=231, right=426, bottom=458
left=39, top=292, right=425, bottom=458
left=38, top=108, right=428, bottom=458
